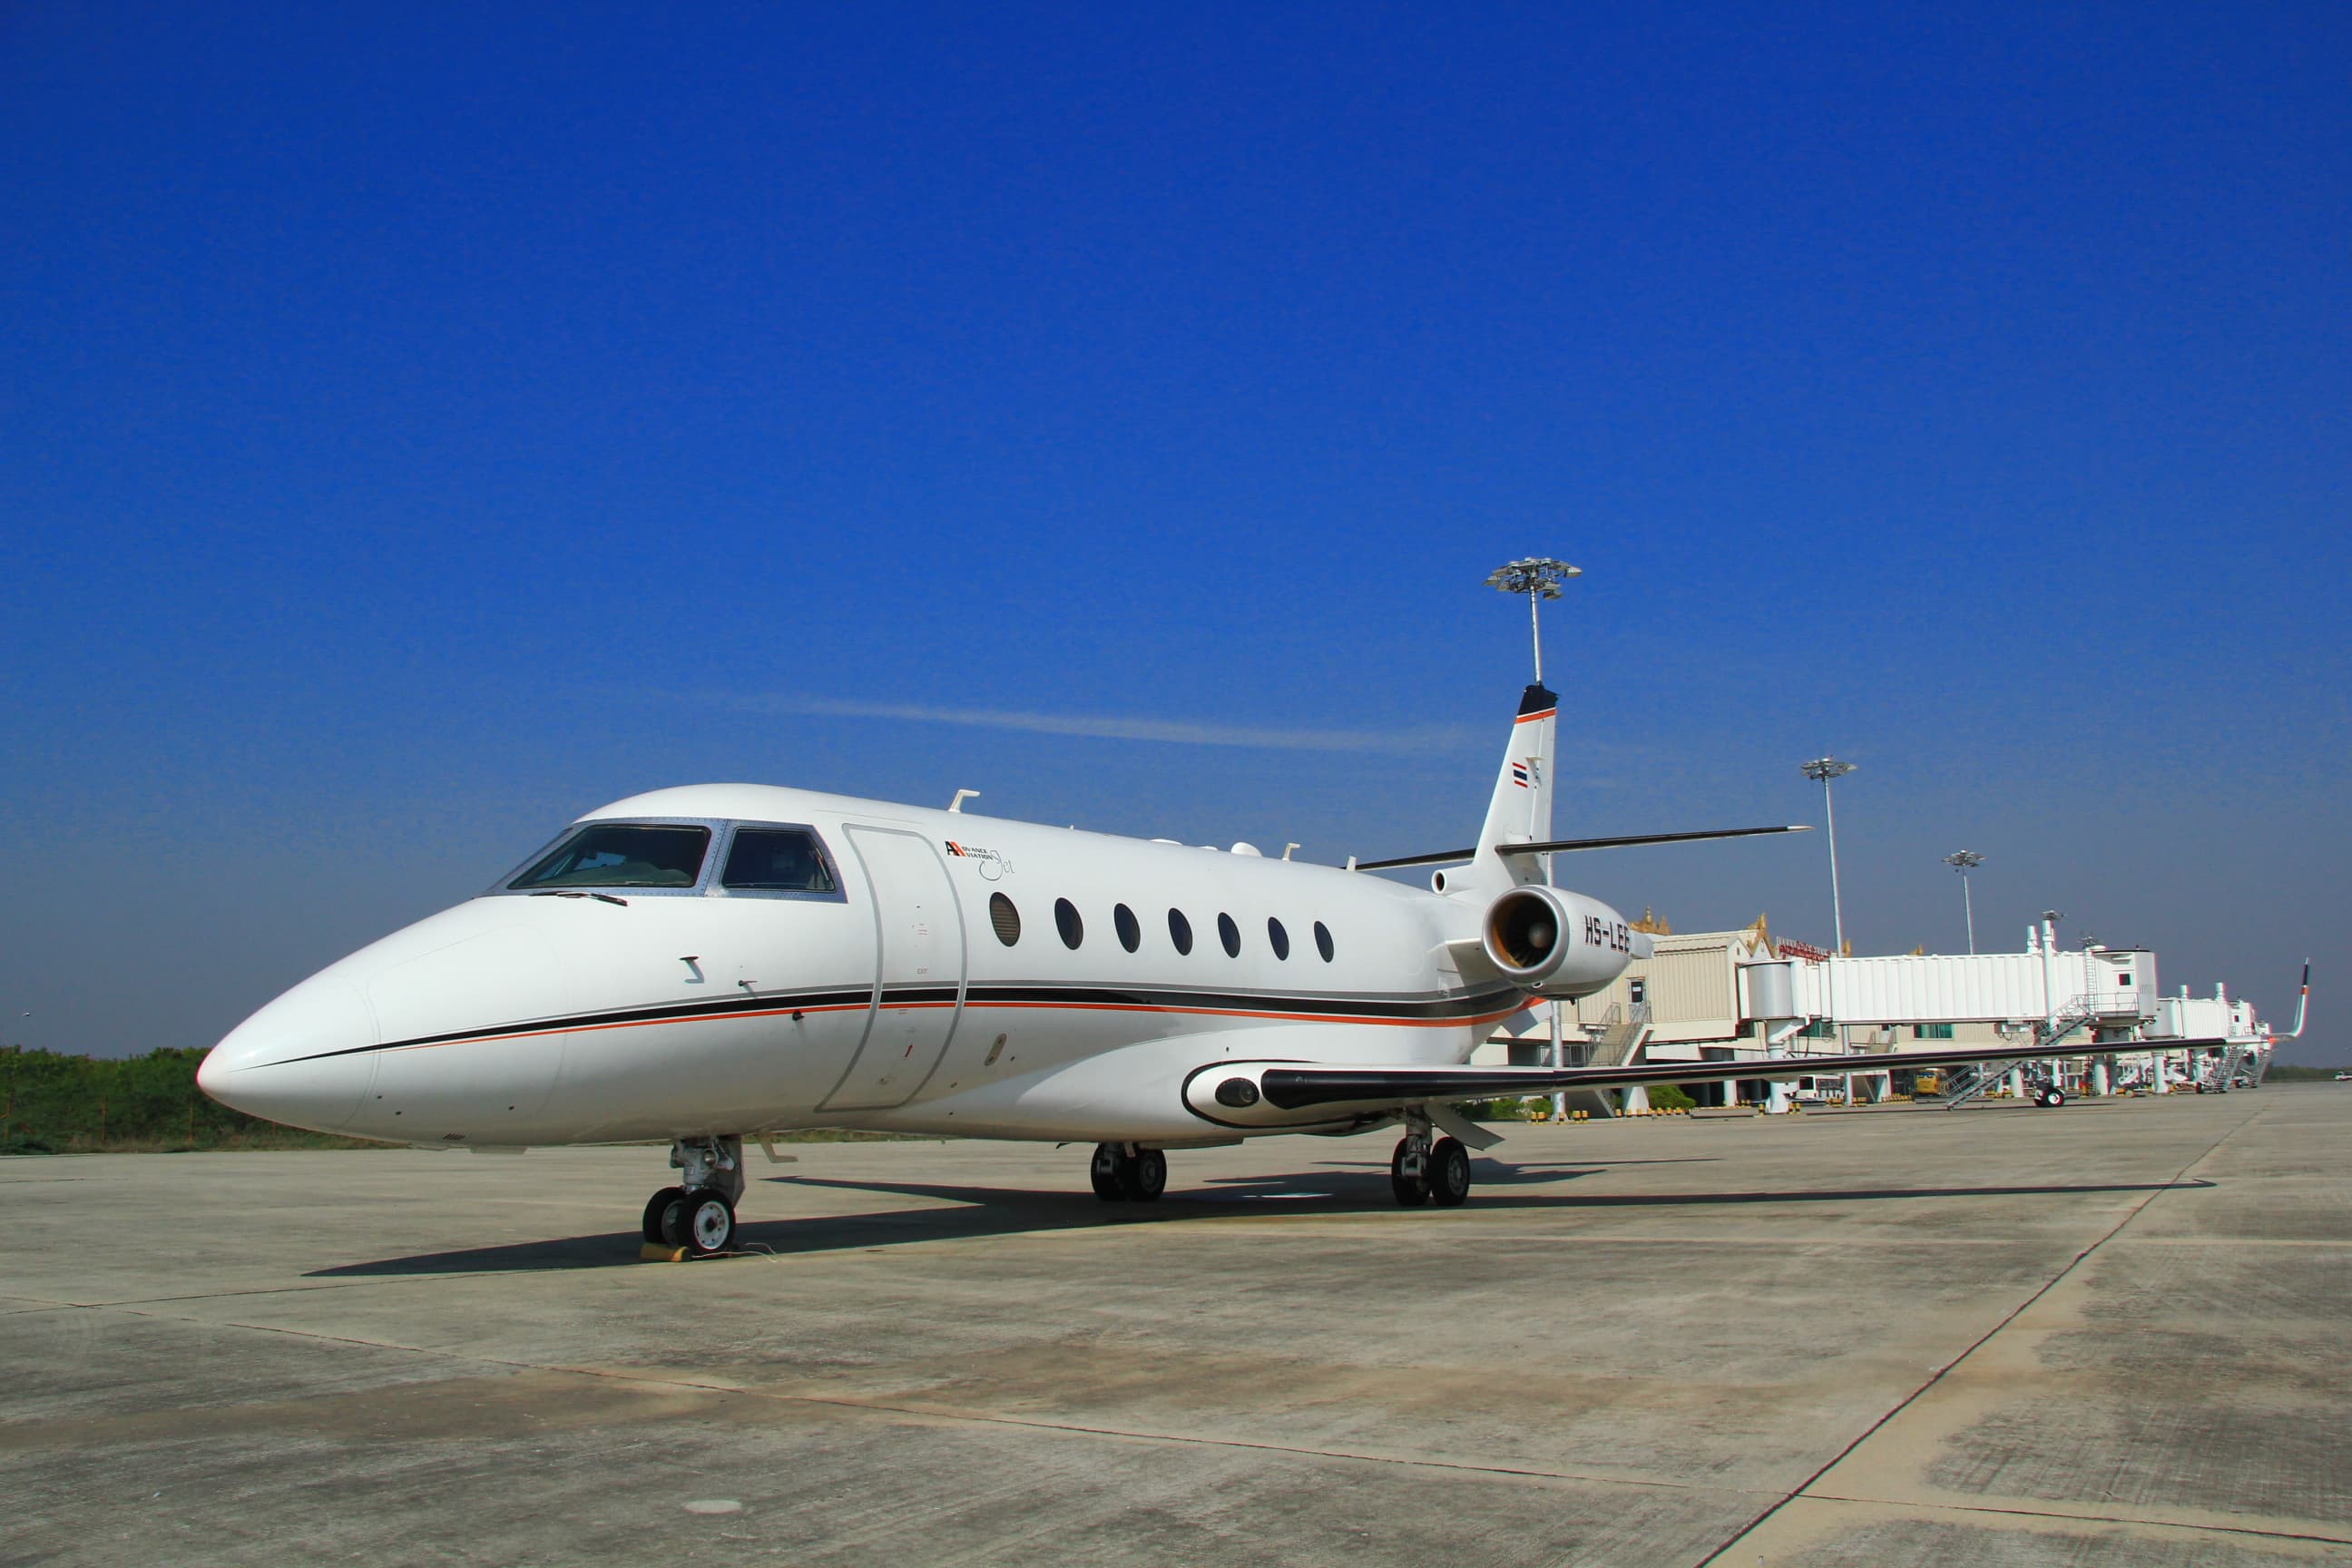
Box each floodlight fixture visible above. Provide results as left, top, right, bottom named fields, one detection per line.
left=1944, top=850, right=1984, bottom=954
left=1485, top=557, right=1582, bottom=682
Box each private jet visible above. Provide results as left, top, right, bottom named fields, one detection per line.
left=201, top=681, right=2170, bottom=1255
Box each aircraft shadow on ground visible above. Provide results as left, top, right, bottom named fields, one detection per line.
left=303, top=1168, right=2214, bottom=1279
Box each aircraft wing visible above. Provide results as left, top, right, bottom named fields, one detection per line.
left=1186, top=1035, right=2230, bottom=1123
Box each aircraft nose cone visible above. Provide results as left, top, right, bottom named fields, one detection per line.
left=199, top=976, right=379, bottom=1133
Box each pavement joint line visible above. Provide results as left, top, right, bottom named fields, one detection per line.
left=2115, top=1236, right=2352, bottom=1248
left=1795, top=1488, right=2352, bottom=1548
left=698, top=1382, right=1769, bottom=1498
left=23, top=1217, right=2086, bottom=1314
left=87, top=1298, right=1783, bottom=1502
left=0, top=1228, right=2032, bottom=1315
left=1693, top=1101, right=2270, bottom=1568
left=0, top=1278, right=491, bottom=1310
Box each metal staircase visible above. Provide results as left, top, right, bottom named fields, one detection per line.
left=1939, top=995, right=2100, bottom=1110
left=2200, top=1044, right=2269, bottom=1093
left=1585, top=1002, right=1653, bottom=1069
left=1564, top=1003, right=1651, bottom=1118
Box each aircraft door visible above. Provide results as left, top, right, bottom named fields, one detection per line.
left=819, top=825, right=967, bottom=1111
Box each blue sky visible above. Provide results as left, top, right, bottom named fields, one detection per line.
left=3, top=5, right=2345, bottom=1063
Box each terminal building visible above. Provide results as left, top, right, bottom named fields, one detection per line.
left=1473, top=914, right=2279, bottom=1112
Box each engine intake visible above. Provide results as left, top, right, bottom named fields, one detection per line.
left=1485, top=886, right=1571, bottom=981
left=1480, top=885, right=1634, bottom=996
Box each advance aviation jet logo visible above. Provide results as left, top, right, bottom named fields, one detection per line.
left=944, top=840, right=1014, bottom=880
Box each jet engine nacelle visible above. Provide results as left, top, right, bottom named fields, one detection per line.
left=1480, top=885, right=1642, bottom=998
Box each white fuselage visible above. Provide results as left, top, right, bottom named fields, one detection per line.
left=199, top=780, right=1635, bottom=1150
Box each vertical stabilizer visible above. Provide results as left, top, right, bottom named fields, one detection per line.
left=2273, top=961, right=2311, bottom=1042
left=1450, top=684, right=1557, bottom=897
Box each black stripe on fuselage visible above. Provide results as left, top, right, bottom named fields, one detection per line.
left=961, top=983, right=1519, bottom=1021
left=269, top=979, right=1525, bottom=1065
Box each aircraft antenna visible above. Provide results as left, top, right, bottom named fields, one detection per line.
left=1484, top=557, right=1581, bottom=683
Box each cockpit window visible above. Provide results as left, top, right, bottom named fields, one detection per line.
left=510, top=824, right=710, bottom=889
left=721, top=828, right=838, bottom=893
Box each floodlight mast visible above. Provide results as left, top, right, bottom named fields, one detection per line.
left=1799, top=757, right=1857, bottom=958
left=1800, top=755, right=1857, bottom=1104
left=1944, top=850, right=1984, bottom=954
left=1485, top=556, right=1581, bottom=683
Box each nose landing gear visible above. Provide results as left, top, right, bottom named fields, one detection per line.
left=643, top=1135, right=745, bottom=1256
left=1090, top=1143, right=1167, bottom=1202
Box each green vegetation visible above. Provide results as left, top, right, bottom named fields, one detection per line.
left=0, top=1046, right=373, bottom=1153
left=1457, top=1097, right=1545, bottom=1121
left=0, top=1047, right=957, bottom=1154
left=44, top=1044, right=2324, bottom=1159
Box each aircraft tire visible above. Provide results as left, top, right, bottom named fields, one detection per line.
left=1122, top=1148, right=1167, bottom=1202
left=642, top=1185, right=687, bottom=1243
left=1389, top=1138, right=1430, bottom=1208
left=1428, top=1138, right=1471, bottom=1207
left=1090, top=1144, right=1125, bottom=1201
left=2046, top=1089, right=2067, bottom=1108
left=664, top=1187, right=736, bottom=1256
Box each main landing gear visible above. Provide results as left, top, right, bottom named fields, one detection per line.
left=643, top=1135, right=745, bottom=1256
left=1390, top=1111, right=1472, bottom=1208
left=2033, top=1086, right=2069, bottom=1109
left=1091, top=1142, right=1167, bottom=1202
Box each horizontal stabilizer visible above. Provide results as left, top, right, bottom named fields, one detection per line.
left=1356, top=825, right=1810, bottom=873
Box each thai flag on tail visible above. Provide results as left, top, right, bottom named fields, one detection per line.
left=1511, top=762, right=1531, bottom=789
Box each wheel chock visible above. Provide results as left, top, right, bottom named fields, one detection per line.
left=640, top=1242, right=690, bottom=1262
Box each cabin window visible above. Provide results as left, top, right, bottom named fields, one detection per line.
left=720, top=828, right=838, bottom=893
left=1054, top=897, right=1084, bottom=950
left=1168, top=908, right=1194, bottom=955
left=1912, top=1023, right=1955, bottom=1040
left=1267, top=917, right=1290, bottom=960
left=1314, top=921, right=1335, bottom=962
left=1113, top=903, right=1142, bottom=953
left=989, top=893, right=1022, bottom=946
left=1217, top=912, right=1241, bottom=957
left=511, top=824, right=710, bottom=890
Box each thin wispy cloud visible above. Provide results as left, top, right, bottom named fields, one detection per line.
left=717, top=694, right=1483, bottom=754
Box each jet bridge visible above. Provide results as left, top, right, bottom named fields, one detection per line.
left=1477, top=918, right=2298, bottom=1110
